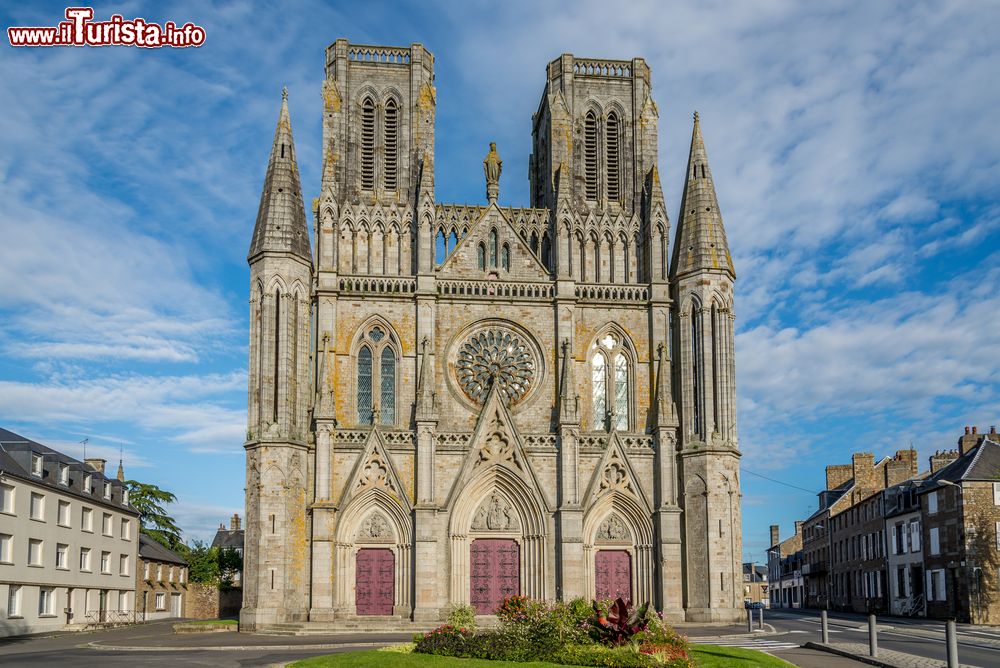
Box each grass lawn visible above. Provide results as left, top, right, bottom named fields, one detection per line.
left=289, top=652, right=579, bottom=667
left=691, top=644, right=795, bottom=667
left=289, top=645, right=795, bottom=667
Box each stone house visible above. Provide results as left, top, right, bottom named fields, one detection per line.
left=917, top=427, right=1000, bottom=623
left=211, top=513, right=244, bottom=587
left=0, top=428, right=138, bottom=636
left=767, top=522, right=803, bottom=609
left=241, top=39, right=743, bottom=630
left=136, top=534, right=188, bottom=620
left=884, top=478, right=928, bottom=616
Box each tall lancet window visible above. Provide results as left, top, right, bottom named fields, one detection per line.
left=360, top=96, right=376, bottom=191
left=691, top=303, right=702, bottom=438
left=614, top=353, right=628, bottom=431
left=584, top=110, right=599, bottom=201
left=711, top=303, right=720, bottom=434
left=592, top=352, right=607, bottom=429
left=489, top=228, right=498, bottom=267
left=477, top=243, right=486, bottom=270
left=501, top=244, right=511, bottom=271
left=606, top=111, right=621, bottom=203
left=591, top=331, right=632, bottom=431
left=383, top=98, right=399, bottom=191
left=380, top=347, right=396, bottom=425
left=272, top=289, right=281, bottom=423
left=356, top=323, right=399, bottom=427
left=358, top=346, right=373, bottom=424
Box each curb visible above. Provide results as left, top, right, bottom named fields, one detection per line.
left=87, top=640, right=391, bottom=652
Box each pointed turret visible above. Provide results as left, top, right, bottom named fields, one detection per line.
left=248, top=88, right=311, bottom=262
left=116, top=459, right=125, bottom=483
left=670, top=113, right=734, bottom=280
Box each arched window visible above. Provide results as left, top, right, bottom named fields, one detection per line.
left=383, top=98, right=398, bottom=191
left=360, top=97, right=376, bottom=191
left=358, top=346, right=373, bottom=424
left=542, top=232, right=552, bottom=270
left=606, top=111, right=621, bottom=203
left=489, top=228, right=498, bottom=267
left=711, top=303, right=720, bottom=433
left=477, top=242, right=486, bottom=270
left=592, top=351, right=606, bottom=429
left=691, top=303, right=702, bottom=438
left=356, top=324, right=398, bottom=426
left=501, top=243, right=510, bottom=271
left=435, top=229, right=446, bottom=265
left=591, top=331, right=632, bottom=431
left=530, top=230, right=539, bottom=255
left=380, top=346, right=396, bottom=425
left=584, top=111, right=599, bottom=201
left=271, top=288, right=282, bottom=423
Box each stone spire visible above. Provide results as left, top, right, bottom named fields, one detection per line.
left=116, top=459, right=125, bottom=483
left=248, top=88, right=311, bottom=262
left=670, top=112, right=734, bottom=280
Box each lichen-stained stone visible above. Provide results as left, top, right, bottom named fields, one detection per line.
left=241, top=40, right=743, bottom=631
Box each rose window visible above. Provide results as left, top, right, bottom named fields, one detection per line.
left=456, top=329, right=535, bottom=404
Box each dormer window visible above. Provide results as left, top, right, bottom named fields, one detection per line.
left=58, top=464, right=69, bottom=485
left=103, top=482, right=112, bottom=499
left=30, top=453, right=43, bottom=477
left=84, top=474, right=92, bottom=494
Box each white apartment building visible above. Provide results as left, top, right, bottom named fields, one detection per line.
left=0, top=428, right=140, bottom=636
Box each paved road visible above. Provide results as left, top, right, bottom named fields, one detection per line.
left=762, top=609, right=1000, bottom=667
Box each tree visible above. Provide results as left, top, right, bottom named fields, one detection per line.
left=183, top=541, right=220, bottom=584
left=125, top=480, right=182, bottom=549
left=218, top=547, right=244, bottom=587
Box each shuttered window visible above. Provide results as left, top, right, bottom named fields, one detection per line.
left=584, top=111, right=599, bottom=201
left=360, top=97, right=376, bottom=190
left=383, top=98, right=398, bottom=191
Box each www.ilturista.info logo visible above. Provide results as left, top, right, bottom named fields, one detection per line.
left=8, top=7, right=206, bottom=48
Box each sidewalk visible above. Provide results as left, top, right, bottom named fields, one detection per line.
left=805, top=641, right=974, bottom=668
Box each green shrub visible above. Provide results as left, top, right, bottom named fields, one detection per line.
left=551, top=643, right=658, bottom=667
left=413, top=625, right=469, bottom=656
left=445, top=604, right=477, bottom=633
left=549, top=598, right=593, bottom=645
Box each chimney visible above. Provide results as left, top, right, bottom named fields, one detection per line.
left=770, top=524, right=780, bottom=547
left=825, top=464, right=853, bottom=490
left=930, top=449, right=960, bottom=473
left=794, top=520, right=803, bottom=536
left=852, top=452, right=876, bottom=492
left=84, top=458, right=107, bottom=475
left=884, top=449, right=919, bottom=487
left=231, top=513, right=241, bottom=531
left=958, top=427, right=981, bottom=455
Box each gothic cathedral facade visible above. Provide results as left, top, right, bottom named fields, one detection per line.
left=242, top=40, right=742, bottom=629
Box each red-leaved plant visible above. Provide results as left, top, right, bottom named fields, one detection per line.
left=589, top=597, right=650, bottom=646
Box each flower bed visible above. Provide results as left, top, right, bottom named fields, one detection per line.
left=413, top=596, right=693, bottom=667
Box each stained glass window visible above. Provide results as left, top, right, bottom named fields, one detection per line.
left=489, top=229, right=498, bottom=267
left=358, top=346, right=373, bottom=424
left=501, top=244, right=510, bottom=271
left=592, top=351, right=606, bottom=429
left=380, top=347, right=395, bottom=425
left=477, top=243, right=486, bottom=270
left=614, top=353, right=628, bottom=431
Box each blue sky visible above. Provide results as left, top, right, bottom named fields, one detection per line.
left=1, top=1, right=998, bottom=561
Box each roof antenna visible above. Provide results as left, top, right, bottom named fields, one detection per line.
left=80, top=438, right=89, bottom=460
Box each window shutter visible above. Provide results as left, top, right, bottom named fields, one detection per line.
left=996, top=522, right=1000, bottom=551
left=890, top=525, right=897, bottom=555
left=926, top=571, right=934, bottom=601
left=911, top=522, right=921, bottom=552
left=928, top=491, right=938, bottom=514
left=930, top=527, right=940, bottom=555
left=994, top=482, right=1000, bottom=506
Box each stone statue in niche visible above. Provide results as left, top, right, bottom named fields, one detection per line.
left=359, top=512, right=391, bottom=540
left=597, top=514, right=630, bottom=542
left=471, top=492, right=520, bottom=531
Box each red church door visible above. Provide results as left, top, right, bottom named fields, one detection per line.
left=595, top=550, right=632, bottom=603
left=470, top=539, right=520, bottom=614
left=356, top=548, right=394, bottom=615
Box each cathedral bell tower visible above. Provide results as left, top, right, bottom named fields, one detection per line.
left=670, top=113, right=742, bottom=621
left=243, top=89, right=314, bottom=630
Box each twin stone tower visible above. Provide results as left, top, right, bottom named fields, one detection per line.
left=242, top=39, right=742, bottom=630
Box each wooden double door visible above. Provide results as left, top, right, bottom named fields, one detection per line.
left=470, top=538, right=520, bottom=614
left=356, top=548, right=395, bottom=616
left=595, top=549, right=632, bottom=603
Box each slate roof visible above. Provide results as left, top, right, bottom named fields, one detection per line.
left=0, top=427, right=137, bottom=514
left=211, top=527, right=245, bottom=551
left=138, top=533, right=187, bottom=566
left=917, top=438, right=1000, bottom=494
